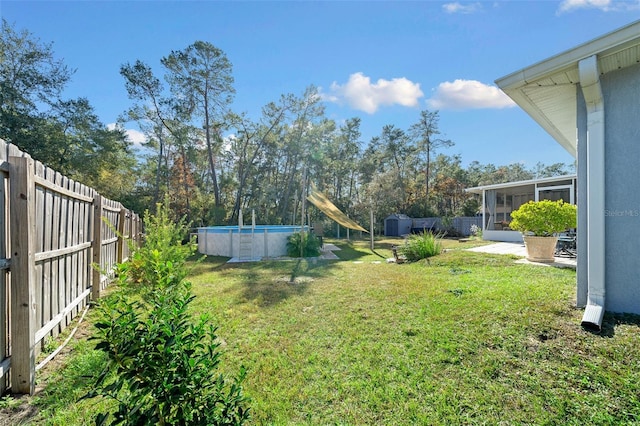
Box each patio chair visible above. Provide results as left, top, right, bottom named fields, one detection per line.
left=555, top=232, right=576, bottom=258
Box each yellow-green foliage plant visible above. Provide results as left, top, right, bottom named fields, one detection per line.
left=509, top=200, right=577, bottom=236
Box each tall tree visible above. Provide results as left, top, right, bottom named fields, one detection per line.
left=430, top=154, right=471, bottom=217
left=161, top=41, right=235, bottom=207
left=330, top=117, right=361, bottom=204
left=0, top=18, right=72, bottom=148
left=275, top=86, right=325, bottom=223
left=121, top=60, right=185, bottom=208
left=483, top=162, right=534, bottom=185
left=0, top=20, right=136, bottom=199
left=409, top=110, right=453, bottom=200
left=227, top=94, right=295, bottom=223
left=380, top=124, right=412, bottom=210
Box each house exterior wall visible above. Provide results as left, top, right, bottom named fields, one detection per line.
left=578, top=62, right=640, bottom=314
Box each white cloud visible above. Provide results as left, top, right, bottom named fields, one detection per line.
left=426, top=79, right=515, bottom=110
left=442, top=2, right=482, bottom=14
left=557, top=0, right=640, bottom=13
left=107, top=123, right=146, bottom=146
left=324, top=72, right=424, bottom=114
left=125, top=128, right=146, bottom=146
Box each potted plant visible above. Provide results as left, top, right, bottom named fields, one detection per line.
left=509, top=199, right=577, bottom=263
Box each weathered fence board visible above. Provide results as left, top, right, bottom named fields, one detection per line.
left=9, top=156, right=38, bottom=394
left=0, top=168, right=8, bottom=395
left=0, top=139, right=140, bottom=395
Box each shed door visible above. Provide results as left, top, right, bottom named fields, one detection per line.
left=386, top=219, right=398, bottom=236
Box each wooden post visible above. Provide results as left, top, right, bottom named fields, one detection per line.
left=300, top=167, right=307, bottom=258
left=116, top=207, right=126, bottom=264
left=134, top=214, right=141, bottom=247
left=92, top=195, right=103, bottom=300
left=370, top=202, right=375, bottom=251
left=9, top=156, right=37, bottom=394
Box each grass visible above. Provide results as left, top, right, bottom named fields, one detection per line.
left=8, top=237, right=640, bottom=425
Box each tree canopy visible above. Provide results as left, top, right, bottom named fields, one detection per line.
left=0, top=19, right=137, bottom=200
left=0, top=19, right=575, bottom=231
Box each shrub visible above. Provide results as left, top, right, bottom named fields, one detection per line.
left=399, top=232, right=443, bottom=262
left=85, top=202, right=250, bottom=426
left=470, top=224, right=482, bottom=238
left=509, top=200, right=577, bottom=236
left=286, top=231, right=321, bottom=257
left=119, top=200, right=197, bottom=297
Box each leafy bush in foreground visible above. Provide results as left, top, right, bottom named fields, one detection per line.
left=400, top=232, right=443, bottom=261
left=85, top=203, right=250, bottom=426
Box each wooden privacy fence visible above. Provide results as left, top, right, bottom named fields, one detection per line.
left=0, top=139, right=141, bottom=395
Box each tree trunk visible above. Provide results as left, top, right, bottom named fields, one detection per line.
left=425, top=147, right=431, bottom=200
left=153, top=130, right=164, bottom=210
left=180, top=145, right=191, bottom=220
left=203, top=97, right=221, bottom=206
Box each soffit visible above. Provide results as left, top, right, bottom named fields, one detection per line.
left=496, top=20, right=640, bottom=159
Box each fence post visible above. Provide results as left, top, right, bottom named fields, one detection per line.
left=92, top=195, right=103, bottom=300
left=9, top=156, right=37, bottom=395
left=135, top=213, right=141, bottom=247
left=117, top=207, right=126, bottom=264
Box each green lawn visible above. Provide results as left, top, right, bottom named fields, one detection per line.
left=17, top=238, right=640, bottom=425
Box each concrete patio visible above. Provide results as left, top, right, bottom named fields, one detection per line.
left=468, top=242, right=576, bottom=269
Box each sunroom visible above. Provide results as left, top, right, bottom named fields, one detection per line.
left=466, top=175, right=577, bottom=242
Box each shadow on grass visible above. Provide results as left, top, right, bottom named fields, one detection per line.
left=187, top=254, right=230, bottom=275
left=593, top=312, right=640, bottom=338
left=239, top=259, right=316, bottom=307
left=332, top=239, right=393, bottom=261
left=209, top=258, right=332, bottom=307
left=371, top=250, right=387, bottom=258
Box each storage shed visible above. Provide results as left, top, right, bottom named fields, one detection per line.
left=384, top=214, right=413, bottom=237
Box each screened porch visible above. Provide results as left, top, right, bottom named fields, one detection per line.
left=466, top=175, right=577, bottom=242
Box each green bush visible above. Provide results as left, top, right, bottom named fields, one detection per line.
left=120, top=200, right=197, bottom=297
left=399, top=232, right=443, bottom=262
left=286, top=231, right=322, bottom=257
left=509, top=199, right=577, bottom=236
left=85, top=202, right=250, bottom=426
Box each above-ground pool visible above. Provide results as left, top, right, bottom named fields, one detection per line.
left=197, top=225, right=307, bottom=260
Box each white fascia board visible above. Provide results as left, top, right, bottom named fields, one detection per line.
left=465, top=174, right=577, bottom=194
left=497, top=20, right=640, bottom=91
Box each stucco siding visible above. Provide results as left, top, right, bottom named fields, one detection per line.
left=601, top=63, right=640, bottom=314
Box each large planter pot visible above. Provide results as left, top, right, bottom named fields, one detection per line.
left=523, top=235, right=558, bottom=263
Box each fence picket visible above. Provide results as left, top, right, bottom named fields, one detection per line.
left=9, top=156, right=37, bottom=395
left=43, top=167, right=56, bottom=340
left=0, top=164, right=8, bottom=394
left=34, top=162, right=45, bottom=355
left=92, top=195, right=103, bottom=300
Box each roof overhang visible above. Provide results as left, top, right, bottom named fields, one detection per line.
left=466, top=174, right=577, bottom=195
left=496, top=20, right=640, bottom=158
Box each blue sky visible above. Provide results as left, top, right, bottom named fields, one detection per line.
left=3, top=1, right=640, bottom=168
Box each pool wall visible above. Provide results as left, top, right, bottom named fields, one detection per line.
left=197, top=225, right=307, bottom=259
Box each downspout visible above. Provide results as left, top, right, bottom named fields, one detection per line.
left=579, top=55, right=606, bottom=331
